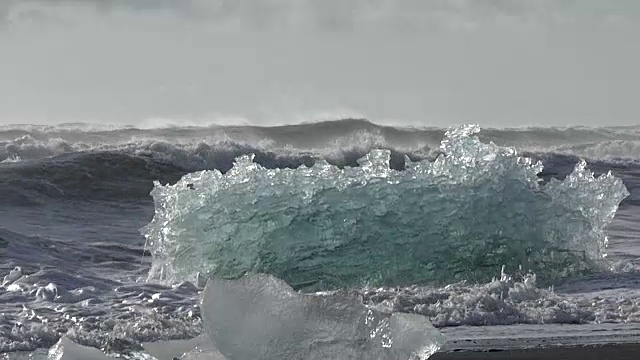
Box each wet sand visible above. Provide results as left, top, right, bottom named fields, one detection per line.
left=433, top=323, right=640, bottom=360
left=432, top=343, right=640, bottom=360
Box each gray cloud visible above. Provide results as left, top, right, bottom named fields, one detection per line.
left=1, top=1, right=639, bottom=127
left=3, top=0, right=640, bottom=31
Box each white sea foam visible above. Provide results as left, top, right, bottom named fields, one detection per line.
left=1, top=263, right=640, bottom=357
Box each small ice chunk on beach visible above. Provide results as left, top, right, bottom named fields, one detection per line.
left=48, top=336, right=110, bottom=360
left=201, top=274, right=445, bottom=359
left=181, top=347, right=227, bottom=360
left=143, top=334, right=226, bottom=360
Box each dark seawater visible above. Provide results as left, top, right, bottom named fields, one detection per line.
left=1, top=119, right=640, bottom=355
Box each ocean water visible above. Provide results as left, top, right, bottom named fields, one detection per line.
left=1, top=119, right=640, bottom=357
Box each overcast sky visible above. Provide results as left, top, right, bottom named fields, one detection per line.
left=1, top=0, right=639, bottom=128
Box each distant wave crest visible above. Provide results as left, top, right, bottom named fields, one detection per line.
left=1, top=119, right=639, bottom=204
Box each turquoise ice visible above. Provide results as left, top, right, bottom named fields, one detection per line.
left=143, top=125, right=629, bottom=290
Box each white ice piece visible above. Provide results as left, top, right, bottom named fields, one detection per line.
left=201, top=274, right=445, bottom=360
left=48, top=336, right=111, bottom=360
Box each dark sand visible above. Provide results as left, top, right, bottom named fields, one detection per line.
left=432, top=323, right=640, bottom=360
left=432, top=343, right=640, bottom=360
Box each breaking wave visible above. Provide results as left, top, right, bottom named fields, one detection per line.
left=2, top=119, right=640, bottom=206
left=3, top=119, right=640, bottom=165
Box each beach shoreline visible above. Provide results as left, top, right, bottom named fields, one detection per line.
left=433, top=343, right=640, bottom=360
left=433, top=323, right=640, bottom=360
left=5, top=327, right=640, bottom=360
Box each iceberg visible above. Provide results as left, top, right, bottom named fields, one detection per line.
left=201, top=273, right=445, bottom=360
left=143, top=125, right=629, bottom=290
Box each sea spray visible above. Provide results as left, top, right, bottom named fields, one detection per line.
left=142, top=125, right=629, bottom=290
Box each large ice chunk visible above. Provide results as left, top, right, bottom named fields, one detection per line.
left=201, top=273, right=445, bottom=360
left=143, top=125, right=629, bottom=289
